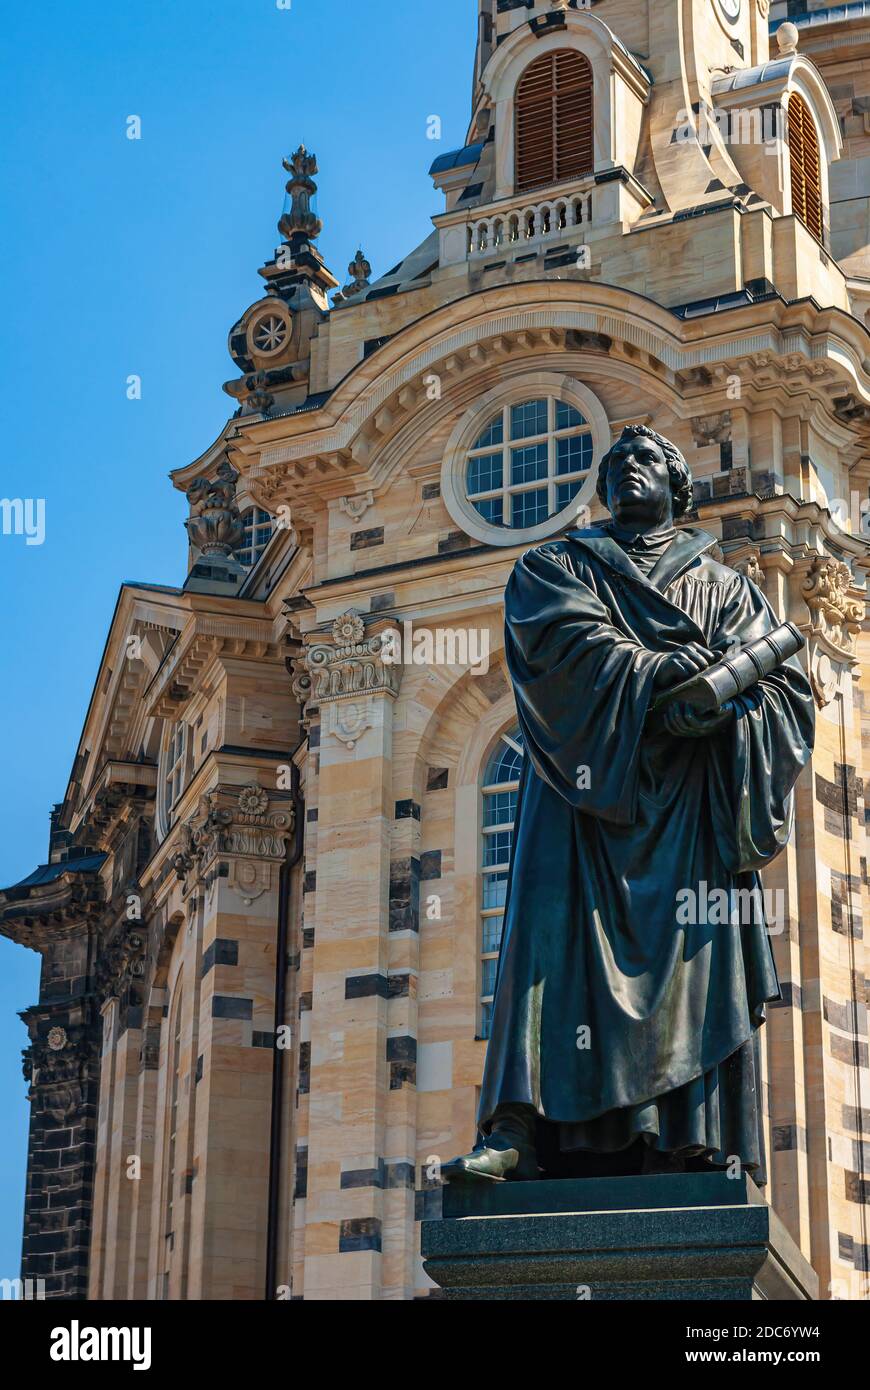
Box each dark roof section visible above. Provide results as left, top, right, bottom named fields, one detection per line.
left=429, top=142, right=485, bottom=177
left=9, top=854, right=107, bottom=892
left=671, top=278, right=781, bottom=320
left=770, top=2, right=870, bottom=29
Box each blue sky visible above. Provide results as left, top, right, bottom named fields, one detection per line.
left=0, top=0, right=472, bottom=1282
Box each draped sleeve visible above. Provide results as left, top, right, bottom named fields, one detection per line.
left=504, top=543, right=668, bottom=825
left=705, top=572, right=815, bottom=873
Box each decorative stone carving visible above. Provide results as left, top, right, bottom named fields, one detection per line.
left=734, top=553, right=763, bottom=586
left=238, top=784, right=270, bottom=818
left=291, top=611, right=403, bottom=748
left=801, top=555, right=865, bottom=708
left=185, top=460, right=246, bottom=557
left=95, top=925, right=147, bottom=1006
left=334, top=249, right=372, bottom=303
left=22, top=1020, right=100, bottom=1125
left=803, top=557, right=863, bottom=652
left=170, top=784, right=295, bottom=895
left=690, top=411, right=732, bottom=448
left=332, top=613, right=366, bottom=646
left=291, top=611, right=401, bottom=708
left=278, top=146, right=323, bottom=242
left=339, top=491, right=375, bottom=523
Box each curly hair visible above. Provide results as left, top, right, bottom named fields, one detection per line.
left=596, top=425, right=694, bottom=519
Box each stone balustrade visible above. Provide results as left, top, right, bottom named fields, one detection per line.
left=466, top=189, right=594, bottom=259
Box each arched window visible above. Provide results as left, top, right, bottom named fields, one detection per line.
left=787, top=93, right=824, bottom=243
left=515, top=49, right=594, bottom=195
left=479, top=727, right=525, bottom=1039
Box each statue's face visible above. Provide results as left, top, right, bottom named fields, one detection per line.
left=605, top=434, right=674, bottom=529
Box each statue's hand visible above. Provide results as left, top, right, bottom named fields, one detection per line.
left=662, top=701, right=734, bottom=739
left=653, top=642, right=716, bottom=692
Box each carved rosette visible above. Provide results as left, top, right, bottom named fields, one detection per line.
left=171, top=784, right=295, bottom=899
left=22, top=1018, right=100, bottom=1126
left=290, top=610, right=402, bottom=748
left=800, top=555, right=865, bottom=708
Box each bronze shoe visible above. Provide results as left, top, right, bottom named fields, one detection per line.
left=441, top=1133, right=539, bottom=1184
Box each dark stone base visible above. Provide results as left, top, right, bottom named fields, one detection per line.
left=421, top=1173, right=818, bottom=1301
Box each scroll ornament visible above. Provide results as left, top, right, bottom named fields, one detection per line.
left=801, top=555, right=865, bottom=707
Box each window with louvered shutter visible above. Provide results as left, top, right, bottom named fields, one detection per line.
left=787, top=93, right=824, bottom=243
left=515, top=50, right=594, bottom=195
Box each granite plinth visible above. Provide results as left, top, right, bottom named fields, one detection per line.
left=421, top=1173, right=818, bottom=1301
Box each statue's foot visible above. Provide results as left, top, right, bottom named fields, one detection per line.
left=641, top=1145, right=686, bottom=1175
left=441, top=1134, right=539, bottom=1184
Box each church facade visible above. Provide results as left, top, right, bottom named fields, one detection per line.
left=2, top=0, right=869, bottom=1301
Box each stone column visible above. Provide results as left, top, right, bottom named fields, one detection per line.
left=165, top=780, right=296, bottom=1300
left=19, top=926, right=102, bottom=1300
left=293, top=612, right=402, bottom=1300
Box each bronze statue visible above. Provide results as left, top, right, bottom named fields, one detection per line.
left=444, top=425, right=815, bottom=1184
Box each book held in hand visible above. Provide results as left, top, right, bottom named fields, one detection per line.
left=649, top=621, right=806, bottom=716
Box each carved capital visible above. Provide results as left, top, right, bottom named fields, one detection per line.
left=171, top=783, right=295, bottom=894
left=290, top=610, right=402, bottom=727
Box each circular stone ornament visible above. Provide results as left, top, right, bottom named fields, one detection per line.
left=715, top=0, right=741, bottom=24
left=251, top=312, right=289, bottom=355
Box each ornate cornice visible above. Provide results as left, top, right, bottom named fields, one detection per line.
left=144, top=616, right=281, bottom=720
left=0, top=870, right=105, bottom=950
left=232, top=284, right=870, bottom=514
left=79, top=764, right=157, bottom=853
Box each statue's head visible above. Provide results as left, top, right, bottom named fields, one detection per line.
left=596, top=425, right=693, bottom=529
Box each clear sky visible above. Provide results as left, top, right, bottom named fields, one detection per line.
left=0, top=0, right=472, bottom=1283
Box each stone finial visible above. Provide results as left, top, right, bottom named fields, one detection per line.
left=776, top=22, right=800, bottom=56
left=341, top=249, right=372, bottom=299
left=185, top=460, right=245, bottom=558
left=278, top=145, right=323, bottom=242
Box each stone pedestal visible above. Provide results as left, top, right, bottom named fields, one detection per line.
left=421, top=1173, right=818, bottom=1301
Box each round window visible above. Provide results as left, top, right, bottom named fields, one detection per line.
left=441, top=376, right=608, bottom=545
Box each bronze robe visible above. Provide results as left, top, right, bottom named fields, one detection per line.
left=479, top=526, right=815, bottom=1169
